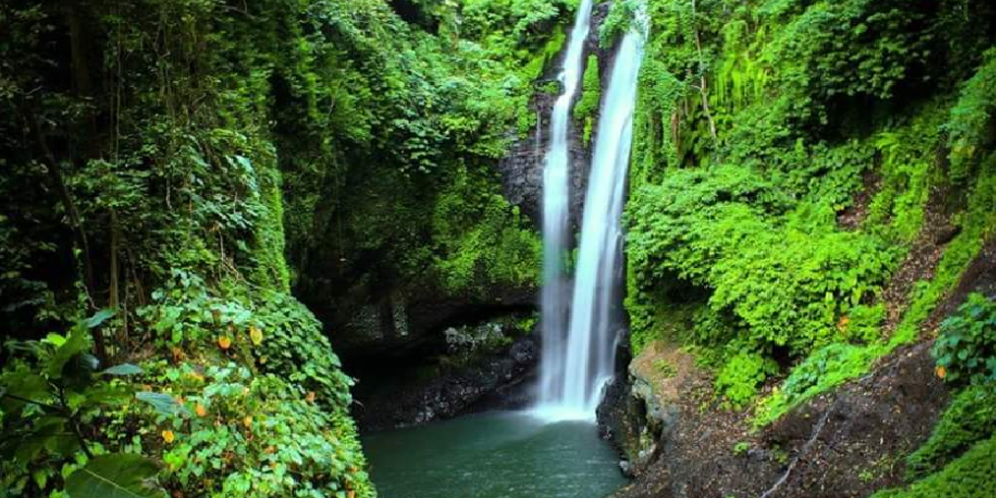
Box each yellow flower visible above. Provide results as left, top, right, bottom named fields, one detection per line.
left=243, top=416, right=253, bottom=428
left=162, top=430, right=175, bottom=444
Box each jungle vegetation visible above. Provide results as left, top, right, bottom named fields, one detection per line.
left=2, top=0, right=996, bottom=496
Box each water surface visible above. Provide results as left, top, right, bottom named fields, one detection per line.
left=363, top=411, right=627, bottom=498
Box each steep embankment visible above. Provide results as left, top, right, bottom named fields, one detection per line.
left=602, top=0, right=996, bottom=496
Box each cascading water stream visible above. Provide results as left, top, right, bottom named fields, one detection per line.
left=538, top=0, right=594, bottom=407
left=561, top=29, right=644, bottom=415
left=536, top=10, right=646, bottom=421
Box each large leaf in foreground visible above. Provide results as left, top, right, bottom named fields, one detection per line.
left=66, top=454, right=166, bottom=498
left=135, top=391, right=190, bottom=417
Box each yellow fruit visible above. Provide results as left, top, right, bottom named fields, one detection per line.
left=196, top=404, right=207, bottom=417
left=306, top=391, right=316, bottom=403
left=162, top=430, right=175, bottom=444
left=249, top=326, right=263, bottom=346
left=218, top=336, right=232, bottom=350
left=936, top=366, right=947, bottom=379
left=243, top=416, right=253, bottom=428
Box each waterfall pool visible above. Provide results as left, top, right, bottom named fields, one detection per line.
left=362, top=411, right=628, bottom=498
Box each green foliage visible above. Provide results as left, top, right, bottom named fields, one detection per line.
left=933, top=294, right=996, bottom=386
left=653, top=359, right=678, bottom=378
left=714, top=351, right=778, bottom=408
left=429, top=164, right=541, bottom=293
left=756, top=151, right=996, bottom=425
left=627, top=164, right=895, bottom=356
left=947, top=49, right=996, bottom=184
left=626, top=0, right=996, bottom=423
left=766, top=0, right=931, bottom=104
left=870, top=436, right=996, bottom=498
left=732, top=441, right=750, bottom=456
left=906, top=385, right=996, bottom=480
left=0, top=1, right=401, bottom=495
left=65, top=454, right=166, bottom=498
left=714, top=20, right=770, bottom=113
left=599, top=0, right=641, bottom=48
left=574, top=55, right=601, bottom=145
left=1, top=314, right=164, bottom=497
left=270, top=0, right=563, bottom=310
left=891, top=153, right=996, bottom=347
left=755, top=343, right=883, bottom=426
left=149, top=363, right=371, bottom=498
left=253, top=291, right=356, bottom=410
left=844, top=304, right=886, bottom=343
left=865, top=106, right=947, bottom=243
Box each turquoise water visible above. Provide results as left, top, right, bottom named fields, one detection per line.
left=363, top=411, right=628, bottom=498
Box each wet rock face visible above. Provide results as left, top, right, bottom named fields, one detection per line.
left=608, top=341, right=949, bottom=498
left=597, top=375, right=648, bottom=476
left=497, top=84, right=591, bottom=228
left=352, top=324, right=539, bottom=432
left=332, top=279, right=536, bottom=367
left=495, top=0, right=614, bottom=228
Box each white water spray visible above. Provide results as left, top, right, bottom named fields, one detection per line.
left=536, top=11, right=646, bottom=422
left=538, top=0, right=594, bottom=408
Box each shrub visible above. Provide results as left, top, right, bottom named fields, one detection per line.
left=933, top=293, right=996, bottom=386
left=715, top=351, right=779, bottom=408
left=627, top=164, right=894, bottom=356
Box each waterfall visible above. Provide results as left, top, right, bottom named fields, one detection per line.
left=538, top=0, right=594, bottom=407
left=537, top=10, right=646, bottom=421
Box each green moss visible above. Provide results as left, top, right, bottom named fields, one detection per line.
left=574, top=55, right=601, bottom=145
left=755, top=343, right=884, bottom=426
left=891, top=154, right=996, bottom=347
left=906, top=385, right=996, bottom=480
left=430, top=163, right=541, bottom=294
left=870, top=436, right=996, bottom=498
left=948, top=48, right=996, bottom=184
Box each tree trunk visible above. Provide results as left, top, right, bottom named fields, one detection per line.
left=110, top=209, right=123, bottom=357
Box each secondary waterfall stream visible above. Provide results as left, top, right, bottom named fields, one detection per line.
left=538, top=0, right=593, bottom=411
left=537, top=8, right=646, bottom=420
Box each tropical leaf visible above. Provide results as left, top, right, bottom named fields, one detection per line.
left=65, top=453, right=166, bottom=498
left=101, top=364, right=144, bottom=376
left=47, top=330, right=88, bottom=379
left=135, top=392, right=189, bottom=418
left=84, top=309, right=117, bottom=329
